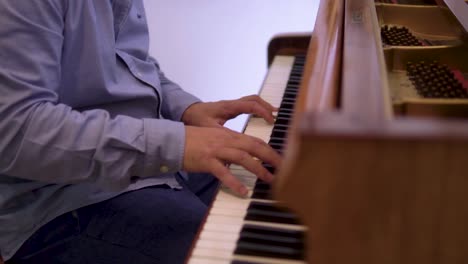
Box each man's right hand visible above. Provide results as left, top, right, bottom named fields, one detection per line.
left=183, top=126, right=282, bottom=197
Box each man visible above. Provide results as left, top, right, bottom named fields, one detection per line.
left=0, top=0, right=281, bottom=263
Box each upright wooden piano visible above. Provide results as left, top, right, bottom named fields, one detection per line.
left=187, top=0, right=468, bottom=263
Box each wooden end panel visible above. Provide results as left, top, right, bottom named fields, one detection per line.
left=276, top=112, right=468, bottom=264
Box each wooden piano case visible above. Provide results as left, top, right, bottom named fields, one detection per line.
left=275, top=0, right=468, bottom=263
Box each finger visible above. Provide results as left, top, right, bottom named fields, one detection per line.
left=219, top=129, right=281, bottom=169
left=216, top=148, right=274, bottom=183
left=210, top=160, right=248, bottom=196
left=205, top=119, right=225, bottom=128
left=228, top=101, right=275, bottom=124
left=240, top=95, right=278, bottom=112
left=233, top=134, right=282, bottom=168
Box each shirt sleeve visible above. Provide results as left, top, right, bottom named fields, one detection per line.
left=0, top=1, right=184, bottom=191
left=148, top=57, right=202, bottom=121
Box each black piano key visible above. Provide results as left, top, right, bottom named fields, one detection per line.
left=285, top=87, right=299, bottom=93
left=235, top=242, right=304, bottom=261
left=269, top=142, right=283, bottom=151
left=286, top=84, right=299, bottom=89
left=254, top=180, right=271, bottom=190
left=239, top=227, right=303, bottom=245
left=274, top=116, right=290, bottom=125
left=283, top=92, right=298, bottom=99
left=235, top=225, right=305, bottom=260
left=288, top=76, right=302, bottom=82
left=232, top=261, right=267, bottom=264
left=252, top=185, right=271, bottom=196
left=241, top=225, right=304, bottom=240
left=276, top=111, right=293, bottom=118
left=283, top=88, right=299, bottom=94
left=286, top=81, right=301, bottom=87
left=262, top=163, right=275, bottom=174
left=277, top=109, right=293, bottom=117
left=279, top=101, right=295, bottom=110
left=269, top=140, right=284, bottom=147
left=294, top=62, right=305, bottom=66
left=286, top=83, right=300, bottom=89
left=251, top=188, right=272, bottom=200
left=281, top=97, right=296, bottom=103
left=281, top=90, right=298, bottom=96
left=289, top=71, right=304, bottom=77
left=270, top=129, right=287, bottom=139
left=272, top=123, right=289, bottom=130
left=284, top=91, right=298, bottom=98
left=271, top=148, right=282, bottom=155
left=290, top=73, right=302, bottom=79
left=268, top=138, right=284, bottom=147
left=245, top=201, right=300, bottom=225
left=277, top=108, right=294, bottom=115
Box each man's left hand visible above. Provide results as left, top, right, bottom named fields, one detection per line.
left=181, top=95, right=277, bottom=128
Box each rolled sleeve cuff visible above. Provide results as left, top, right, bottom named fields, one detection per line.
left=138, top=118, right=185, bottom=177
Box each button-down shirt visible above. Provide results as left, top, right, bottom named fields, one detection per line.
left=0, top=0, right=200, bottom=260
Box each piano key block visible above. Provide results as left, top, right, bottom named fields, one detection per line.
left=188, top=54, right=308, bottom=264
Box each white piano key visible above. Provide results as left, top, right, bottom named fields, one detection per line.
left=202, top=221, right=243, bottom=233
left=233, top=255, right=307, bottom=264
left=243, top=118, right=274, bottom=142
left=215, top=191, right=252, bottom=205
left=199, top=230, right=240, bottom=242
left=210, top=205, right=247, bottom=217
left=192, top=247, right=235, bottom=259
left=196, top=239, right=237, bottom=251
left=206, top=213, right=307, bottom=232
left=188, top=257, right=231, bottom=264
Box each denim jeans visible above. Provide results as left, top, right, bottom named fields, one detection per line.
left=9, top=173, right=219, bottom=264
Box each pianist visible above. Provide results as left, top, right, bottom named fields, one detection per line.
left=0, top=0, right=281, bottom=263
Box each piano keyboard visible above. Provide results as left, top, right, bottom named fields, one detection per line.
left=188, top=55, right=307, bottom=264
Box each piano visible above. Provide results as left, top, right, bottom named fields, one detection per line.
left=188, top=0, right=468, bottom=263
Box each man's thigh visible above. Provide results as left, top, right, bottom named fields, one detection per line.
left=11, top=177, right=217, bottom=264
left=177, top=172, right=219, bottom=206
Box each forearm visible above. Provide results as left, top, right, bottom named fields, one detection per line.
left=0, top=100, right=185, bottom=191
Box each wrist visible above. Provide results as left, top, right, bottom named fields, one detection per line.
left=181, top=102, right=202, bottom=125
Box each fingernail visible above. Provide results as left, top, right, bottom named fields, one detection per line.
left=239, top=186, right=248, bottom=197
left=266, top=173, right=274, bottom=183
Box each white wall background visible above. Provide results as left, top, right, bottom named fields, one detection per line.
left=144, top=0, right=319, bottom=130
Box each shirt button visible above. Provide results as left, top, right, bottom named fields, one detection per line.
left=160, top=165, right=169, bottom=173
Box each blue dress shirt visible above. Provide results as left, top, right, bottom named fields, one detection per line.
left=0, top=0, right=201, bottom=260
